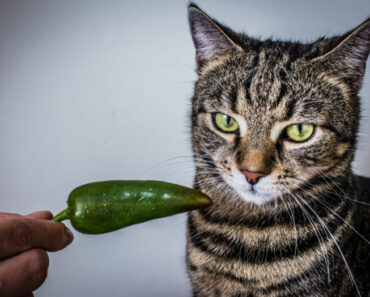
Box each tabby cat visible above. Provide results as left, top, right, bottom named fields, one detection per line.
left=186, top=4, right=370, bottom=297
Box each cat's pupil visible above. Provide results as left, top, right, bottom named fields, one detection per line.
left=298, top=124, right=303, bottom=135
left=226, top=116, right=231, bottom=125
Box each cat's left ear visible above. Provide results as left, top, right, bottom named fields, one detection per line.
left=188, top=4, right=243, bottom=72
left=312, top=18, right=370, bottom=92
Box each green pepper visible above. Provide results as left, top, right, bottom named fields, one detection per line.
left=52, top=180, right=212, bottom=234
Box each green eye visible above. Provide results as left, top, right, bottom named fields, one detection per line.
left=286, top=123, right=315, bottom=142
left=213, top=113, right=239, bottom=133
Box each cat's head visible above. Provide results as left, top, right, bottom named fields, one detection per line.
left=188, top=4, right=370, bottom=205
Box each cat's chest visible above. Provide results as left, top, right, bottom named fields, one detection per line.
left=186, top=209, right=335, bottom=296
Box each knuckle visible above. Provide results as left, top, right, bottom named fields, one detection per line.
left=43, top=211, right=53, bottom=219
left=29, top=249, right=49, bottom=288
left=12, top=220, right=32, bottom=248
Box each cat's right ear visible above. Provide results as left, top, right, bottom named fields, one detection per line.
left=188, top=4, right=242, bottom=72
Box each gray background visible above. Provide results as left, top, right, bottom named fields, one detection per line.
left=0, top=1, right=369, bottom=296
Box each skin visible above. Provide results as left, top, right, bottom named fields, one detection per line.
left=0, top=211, right=74, bottom=297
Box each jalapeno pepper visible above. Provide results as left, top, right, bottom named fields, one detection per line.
left=52, top=180, right=212, bottom=234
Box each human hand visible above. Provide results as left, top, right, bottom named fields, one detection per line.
left=0, top=211, right=74, bottom=297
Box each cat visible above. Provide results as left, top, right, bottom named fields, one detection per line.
left=185, top=4, right=370, bottom=297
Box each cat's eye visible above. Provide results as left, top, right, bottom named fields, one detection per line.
left=286, top=123, right=315, bottom=142
left=213, top=113, right=239, bottom=133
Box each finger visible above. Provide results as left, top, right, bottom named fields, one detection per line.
left=0, top=213, right=21, bottom=221
left=0, top=249, right=48, bottom=297
left=25, top=211, right=53, bottom=220
left=0, top=211, right=53, bottom=221
left=0, top=218, right=74, bottom=259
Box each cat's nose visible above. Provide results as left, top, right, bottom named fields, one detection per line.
left=240, top=169, right=266, bottom=185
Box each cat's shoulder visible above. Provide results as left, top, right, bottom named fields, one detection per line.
left=353, top=174, right=370, bottom=203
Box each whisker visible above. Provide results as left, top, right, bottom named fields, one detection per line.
left=278, top=193, right=299, bottom=258
left=301, top=189, right=369, bottom=245
left=286, top=190, right=332, bottom=285
left=296, top=194, right=361, bottom=297
left=294, top=174, right=370, bottom=206
left=292, top=173, right=370, bottom=244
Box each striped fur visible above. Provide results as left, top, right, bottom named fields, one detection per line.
left=186, top=4, right=370, bottom=297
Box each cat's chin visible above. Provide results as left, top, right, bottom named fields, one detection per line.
left=230, top=186, right=277, bottom=205
left=236, top=189, right=276, bottom=205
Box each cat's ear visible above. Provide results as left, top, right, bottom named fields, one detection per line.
left=312, top=18, right=370, bottom=91
left=188, top=4, right=243, bottom=71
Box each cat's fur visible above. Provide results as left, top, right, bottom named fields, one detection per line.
left=186, top=4, right=370, bottom=297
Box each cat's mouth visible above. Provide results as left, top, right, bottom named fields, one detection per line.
left=241, top=187, right=276, bottom=205
left=246, top=183, right=273, bottom=196
left=221, top=169, right=287, bottom=205
left=223, top=173, right=278, bottom=205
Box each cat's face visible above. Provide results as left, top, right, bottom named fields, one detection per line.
left=189, top=5, right=369, bottom=205
left=192, top=52, right=356, bottom=205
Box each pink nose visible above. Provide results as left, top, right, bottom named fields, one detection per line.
left=240, top=169, right=266, bottom=185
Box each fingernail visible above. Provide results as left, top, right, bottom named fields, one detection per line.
left=64, top=228, right=74, bottom=246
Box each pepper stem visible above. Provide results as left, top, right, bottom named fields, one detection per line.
left=52, top=208, right=70, bottom=222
